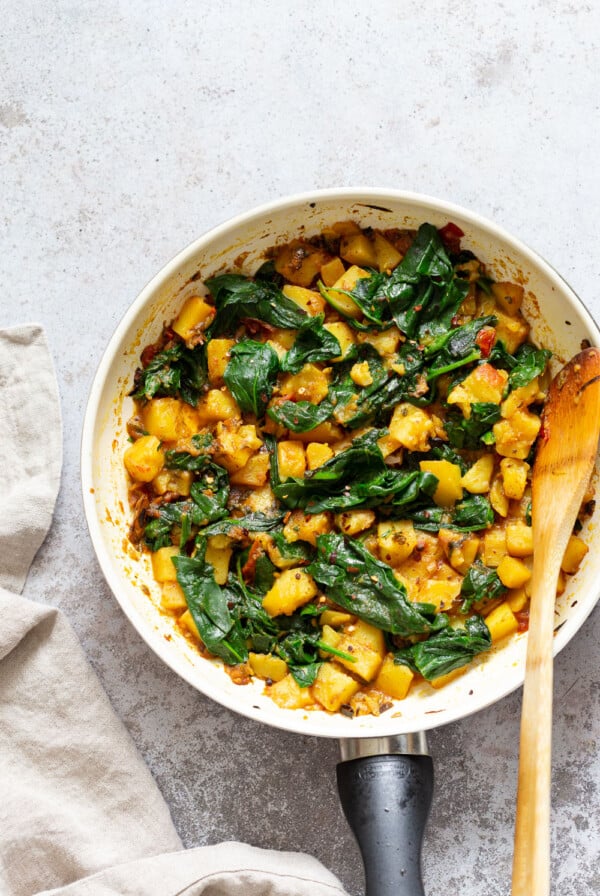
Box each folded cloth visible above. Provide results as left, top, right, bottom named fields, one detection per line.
left=0, top=325, right=348, bottom=896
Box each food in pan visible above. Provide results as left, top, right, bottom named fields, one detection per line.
left=124, top=219, right=591, bottom=716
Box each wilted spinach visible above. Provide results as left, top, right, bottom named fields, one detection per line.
left=444, top=402, right=502, bottom=449
left=460, top=560, right=507, bottom=614
left=394, top=614, right=491, bottom=680
left=281, top=314, right=341, bottom=374
left=267, top=399, right=334, bottom=432
left=206, top=273, right=307, bottom=335
left=132, top=343, right=207, bottom=405
left=223, top=340, right=280, bottom=416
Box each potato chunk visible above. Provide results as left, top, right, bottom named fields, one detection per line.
left=312, top=662, right=361, bottom=712
left=262, top=568, right=318, bottom=616
left=282, top=284, right=325, bottom=316
left=124, top=434, right=165, bottom=482
left=143, top=398, right=197, bottom=442
left=268, top=673, right=314, bottom=709
left=214, top=421, right=263, bottom=473
left=419, top=460, right=463, bottom=507
left=196, top=388, right=242, bottom=426
left=374, top=655, right=414, bottom=700
left=500, top=457, right=530, bottom=499
left=172, top=295, right=215, bottom=341
left=389, top=403, right=435, bottom=452
left=491, top=281, right=524, bottom=316
left=493, top=410, right=541, bottom=460
left=283, top=510, right=332, bottom=547
left=279, top=364, right=330, bottom=405
left=306, top=442, right=334, bottom=470
left=229, top=452, right=270, bottom=487
left=372, top=232, right=403, bottom=272
left=323, top=321, right=356, bottom=359
left=248, top=653, right=288, bottom=683
left=205, top=537, right=233, bottom=585
left=320, top=257, right=345, bottom=287
left=485, top=602, right=518, bottom=642
left=561, top=534, right=588, bottom=574
left=207, top=338, right=235, bottom=386
left=340, top=232, right=378, bottom=268
left=378, top=520, right=417, bottom=566
left=497, top=555, right=531, bottom=589
left=326, top=265, right=370, bottom=319
left=447, top=364, right=508, bottom=418
left=461, top=455, right=494, bottom=494
left=506, top=522, right=533, bottom=557
left=151, top=546, right=179, bottom=582
left=277, top=440, right=306, bottom=479
left=336, top=509, right=376, bottom=537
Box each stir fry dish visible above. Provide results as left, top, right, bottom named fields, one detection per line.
left=124, top=220, right=591, bottom=716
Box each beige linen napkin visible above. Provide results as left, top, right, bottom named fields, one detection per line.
left=0, top=325, right=348, bottom=896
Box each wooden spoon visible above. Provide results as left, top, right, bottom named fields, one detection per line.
left=511, top=346, right=600, bottom=895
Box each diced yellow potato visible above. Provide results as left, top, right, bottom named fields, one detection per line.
left=312, top=662, right=361, bottom=712
left=461, top=455, right=495, bottom=494
left=160, top=581, right=188, bottom=612
left=491, top=281, right=524, bottom=316
left=279, top=363, right=330, bottom=404
left=268, top=673, right=314, bottom=709
left=485, top=601, right=519, bottom=643
left=335, top=509, right=376, bottom=537
left=319, top=624, right=342, bottom=651
left=481, top=527, right=507, bottom=567
left=418, top=578, right=462, bottom=613
left=274, top=239, right=329, bottom=287
left=419, top=460, right=463, bottom=507
left=172, top=295, right=215, bottom=341
left=346, top=619, right=387, bottom=655
left=378, top=520, right=417, bottom=566
left=260, top=535, right=298, bottom=570
left=283, top=510, right=332, bottom=547
left=506, top=522, right=533, bottom=557
left=350, top=361, right=373, bottom=387
left=331, top=220, right=362, bottom=236
left=282, top=284, right=326, bottom=316
left=206, top=338, right=235, bottom=386
left=340, top=232, right=378, bottom=268
left=561, top=534, right=589, bottom=574
left=323, top=321, right=357, bottom=360
left=372, top=232, right=403, bottom=272
left=494, top=308, right=530, bottom=354
left=214, top=421, right=263, bottom=473
left=447, top=364, right=509, bottom=418
left=229, top=452, right=270, bottom=487
left=151, top=546, right=179, bottom=582
left=320, top=610, right=355, bottom=628
left=143, top=398, right=192, bottom=442
left=269, top=328, right=297, bottom=351
left=152, top=468, right=193, bottom=496
left=497, top=555, right=531, bottom=589
left=262, top=568, right=318, bottom=616
left=377, top=432, right=402, bottom=459
left=124, top=434, right=165, bottom=482
left=500, top=457, right=530, bottom=500
left=196, top=388, right=242, bottom=426
left=374, top=654, right=414, bottom=700
left=506, top=587, right=528, bottom=613
left=179, top=609, right=200, bottom=640
left=240, top=483, right=278, bottom=515
left=248, top=653, right=288, bottom=683
left=320, top=257, right=346, bottom=287
left=501, top=378, right=542, bottom=419
left=205, top=538, right=233, bottom=585
left=334, top=636, right=383, bottom=683
left=306, top=442, right=334, bottom=470
left=327, top=265, right=371, bottom=319
left=429, top=666, right=468, bottom=689
left=277, top=440, right=306, bottom=479
left=438, top=529, right=480, bottom=575
left=294, top=421, right=344, bottom=444
left=493, top=409, right=541, bottom=460
left=389, top=403, right=435, bottom=452
left=489, top=475, right=509, bottom=517
left=359, top=325, right=403, bottom=357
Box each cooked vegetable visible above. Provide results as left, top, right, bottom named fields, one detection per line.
left=124, top=216, right=585, bottom=718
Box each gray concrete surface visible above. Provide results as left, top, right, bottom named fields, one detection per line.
left=2, top=2, right=599, bottom=893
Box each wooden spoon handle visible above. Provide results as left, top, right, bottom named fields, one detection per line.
left=511, top=347, right=600, bottom=895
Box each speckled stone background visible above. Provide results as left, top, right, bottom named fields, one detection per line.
left=2, top=3, right=599, bottom=894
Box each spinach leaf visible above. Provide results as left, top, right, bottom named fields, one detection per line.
left=308, top=534, right=438, bottom=637
left=267, top=399, right=333, bottom=432
left=223, top=340, right=280, bottom=417
left=199, top=513, right=284, bottom=539
left=425, top=316, right=497, bottom=379
left=281, top=314, right=341, bottom=374
left=444, top=402, right=501, bottom=449
left=144, top=461, right=230, bottom=549
left=394, top=615, right=491, bottom=680
left=132, top=343, right=207, bottom=405
left=164, top=450, right=212, bottom=471
left=509, top=344, right=551, bottom=389
left=206, top=274, right=307, bottom=335
left=450, top=495, right=494, bottom=531
left=268, top=430, right=437, bottom=513
left=174, top=553, right=249, bottom=665
left=460, top=560, right=507, bottom=613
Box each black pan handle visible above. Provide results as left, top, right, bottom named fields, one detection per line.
left=336, top=737, right=433, bottom=896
